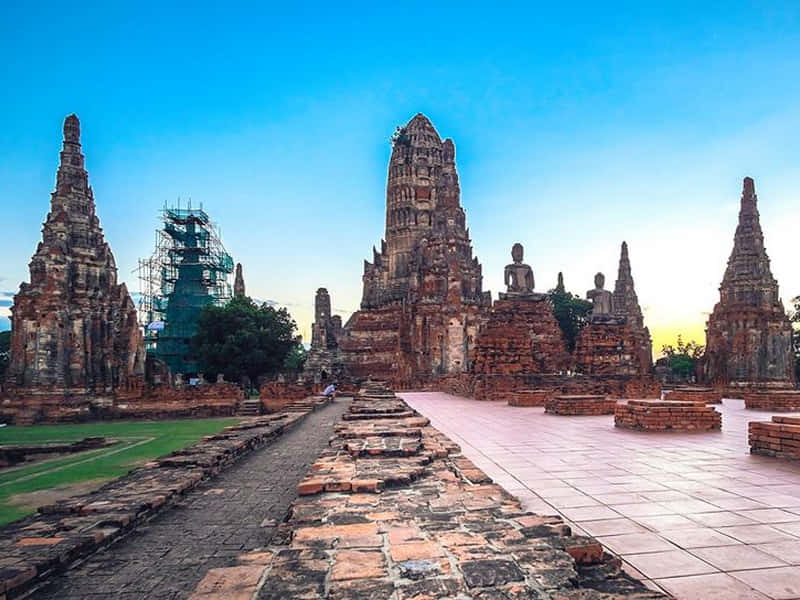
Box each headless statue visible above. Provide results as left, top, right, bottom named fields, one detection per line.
left=587, top=272, right=617, bottom=322
left=504, top=243, right=535, bottom=296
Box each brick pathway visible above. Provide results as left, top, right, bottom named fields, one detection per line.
left=31, top=399, right=349, bottom=600
left=403, top=393, right=800, bottom=600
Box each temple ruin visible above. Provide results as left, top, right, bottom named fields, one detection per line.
left=574, top=241, right=653, bottom=377
left=704, top=177, right=794, bottom=391
left=339, top=114, right=490, bottom=386
left=303, top=287, right=344, bottom=382
left=6, top=115, right=145, bottom=396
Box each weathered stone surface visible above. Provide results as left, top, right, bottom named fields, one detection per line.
left=193, top=382, right=664, bottom=600
left=749, top=414, right=800, bottom=460
left=1, top=381, right=244, bottom=425
left=705, top=177, right=794, bottom=389
left=575, top=242, right=652, bottom=378
left=303, top=287, right=344, bottom=382
left=744, top=389, right=800, bottom=412
left=0, top=400, right=330, bottom=599
left=508, top=389, right=551, bottom=406
left=340, top=114, right=490, bottom=386
left=441, top=372, right=661, bottom=403
left=615, top=399, right=722, bottom=431
left=6, top=114, right=145, bottom=399
left=471, top=297, right=570, bottom=378
left=664, top=386, right=722, bottom=404
left=233, top=262, right=246, bottom=297
left=545, top=395, right=617, bottom=416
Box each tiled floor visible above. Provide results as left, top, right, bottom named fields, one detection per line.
left=402, top=393, right=800, bottom=600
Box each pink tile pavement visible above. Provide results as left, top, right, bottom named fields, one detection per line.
left=402, top=392, right=800, bottom=600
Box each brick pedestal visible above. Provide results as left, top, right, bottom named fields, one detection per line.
left=471, top=296, right=570, bottom=378
left=545, top=395, right=616, bottom=416
left=749, top=415, right=800, bottom=460
left=744, top=390, right=800, bottom=412
left=615, top=400, right=721, bottom=432
left=508, top=389, right=550, bottom=407
left=665, top=387, right=722, bottom=404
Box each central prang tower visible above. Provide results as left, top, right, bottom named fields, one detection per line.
left=341, top=114, right=490, bottom=385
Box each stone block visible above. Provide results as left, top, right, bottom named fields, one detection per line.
left=615, top=399, right=722, bottom=431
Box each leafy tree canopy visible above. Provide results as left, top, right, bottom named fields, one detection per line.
left=283, top=342, right=308, bottom=373
left=547, top=273, right=592, bottom=353
left=661, top=335, right=704, bottom=380
left=790, top=295, right=800, bottom=381
left=192, top=296, right=298, bottom=386
left=0, top=330, right=10, bottom=380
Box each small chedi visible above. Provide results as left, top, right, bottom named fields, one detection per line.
left=233, top=262, right=246, bottom=297
left=470, top=243, right=570, bottom=399
left=574, top=241, right=654, bottom=379
left=339, top=114, right=490, bottom=386
left=303, top=287, right=344, bottom=382
left=704, top=177, right=794, bottom=393
left=5, top=115, right=145, bottom=401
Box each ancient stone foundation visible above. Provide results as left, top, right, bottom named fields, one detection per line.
left=0, top=383, right=244, bottom=426
left=6, top=115, right=144, bottom=398
left=545, top=394, right=616, bottom=416
left=340, top=114, right=490, bottom=387
left=259, top=379, right=314, bottom=412
left=705, top=177, right=795, bottom=388
left=188, top=382, right=665, bottom=599
left=749, top=415, right=800, bottom=460
left=471, top=296, right=570, bottom=377
left=508, top=389, right=551, bottom=406
left=441, top=372, right=660, bottom=402
left=744, top=390, right=800, bottom=412
left=0, top=403, right=328, bottom=599
left=615, top=400, right=722, bottom=432
left=664, top=386, right=723, bottom=404
left=574, top=322, right=652, bottom=376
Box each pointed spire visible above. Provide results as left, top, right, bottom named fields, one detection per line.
left=556, top=272, right=565, bottom=293
left=720, top=176, right=779, bottom=306
left=613, top=241, right=644, bottom=327
left=233, top=262, right=245, bottom=297
left=55, top=113, right=89, bottom=196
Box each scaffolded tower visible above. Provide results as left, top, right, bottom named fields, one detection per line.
left=138, top=204, right=233, bottom=375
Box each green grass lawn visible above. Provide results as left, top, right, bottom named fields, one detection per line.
left=0, top=418, right=240, bottom=526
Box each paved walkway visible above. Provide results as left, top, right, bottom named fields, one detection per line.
left=32, top=399, right=349, bottom=600
left=403, top=393, right=800, bottom=600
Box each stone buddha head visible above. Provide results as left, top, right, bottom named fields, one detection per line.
left=594, top=272, right=605, bottom=289
left=511, top=243, right=524, bottom=264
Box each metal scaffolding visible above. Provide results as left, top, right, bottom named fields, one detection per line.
left=137, top=203, right=234, bottom=375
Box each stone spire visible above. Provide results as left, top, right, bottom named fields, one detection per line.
left=613, top=241, right=644, bottom=328
left=362, top=113, right=476, bottom=308
left=705, top=177, right=794, bottom=387
left=719, top=177, right=780, bottom=308
left=7, top=114, right=144, bottom=393
left=233, top=263, right=245, bottom=297
left=555, top=272, right=565, bottom=293
left=341, top=114, right=489, bottom=384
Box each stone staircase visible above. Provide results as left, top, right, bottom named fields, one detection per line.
left=238, top=399, right=262, bottom=417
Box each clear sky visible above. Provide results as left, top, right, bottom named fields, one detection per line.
left=2, top=2, right=800, bottom=354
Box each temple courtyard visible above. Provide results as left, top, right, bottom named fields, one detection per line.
left=403, top=392, right=800, bottom=600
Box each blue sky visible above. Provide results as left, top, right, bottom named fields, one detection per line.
left=2, top=2, right=800, bottom=351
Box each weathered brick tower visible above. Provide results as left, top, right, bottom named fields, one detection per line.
left=705, top=177, right=794, bottom=390
left=7, top=115, right=145, bottom=395
left=304, top=287, right=344, bottom=382
left=340, top=114, right=490, bottom=385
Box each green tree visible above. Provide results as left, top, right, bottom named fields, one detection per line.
left=283, top=341, right=307, bottom=372
left=661, top=335, right=704, bottom=380
left=790, top=295, right=800, bottom=381
left=192, top=296, right=298, bottom=389
left=547, top=273, right=592, bottom=353
left=0, top=330, right=10, bottom=380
